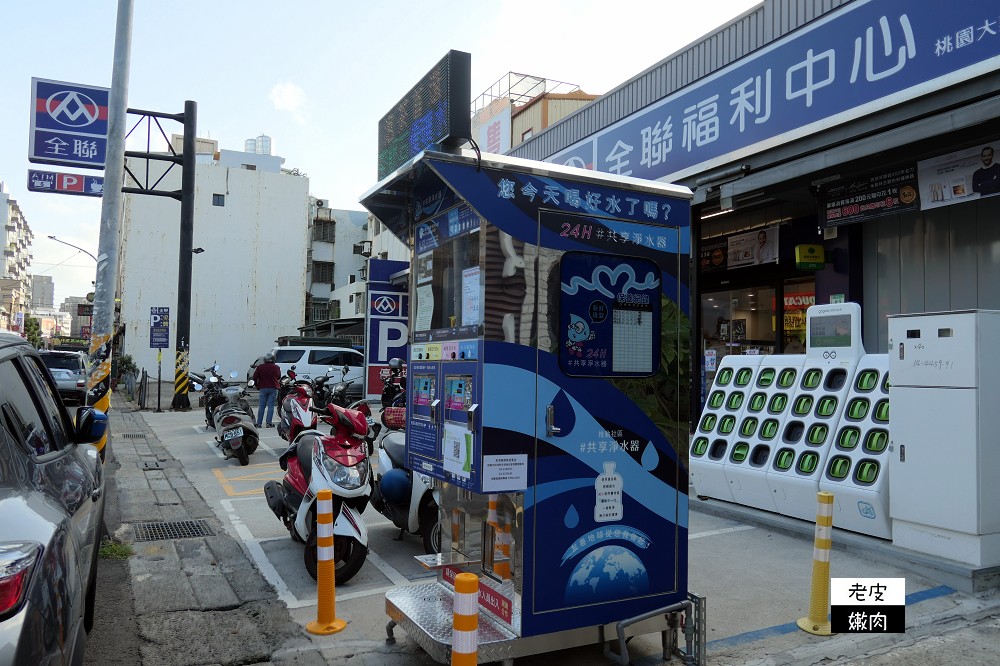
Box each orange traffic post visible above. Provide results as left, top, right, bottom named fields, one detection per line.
left=451, top=572, right=479, bottom=665
left=797, top=491, right=835, bottom=636
left=306, top=488, right=347, bottom=635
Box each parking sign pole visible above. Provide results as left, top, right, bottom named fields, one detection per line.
left=89, top=0, right=133, bottom=462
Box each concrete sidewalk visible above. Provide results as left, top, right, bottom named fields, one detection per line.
left=99, top=389, right=1000, bottom=665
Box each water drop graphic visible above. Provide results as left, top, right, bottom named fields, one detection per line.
left=564, top=504, right=580, bottom=528
left=641, top=442, right=659, bottom=470
left=548, top=389, right=575, bottom=437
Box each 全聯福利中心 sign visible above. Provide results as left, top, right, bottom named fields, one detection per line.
left=29, top=78, right=109, bottom=169
left=150, top=307, right=170, bottom=349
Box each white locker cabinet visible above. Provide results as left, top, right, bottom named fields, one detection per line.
left=888, top=310, right=1000, bottom=567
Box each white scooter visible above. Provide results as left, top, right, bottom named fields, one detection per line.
left=369, top=406, right=442, bottom=554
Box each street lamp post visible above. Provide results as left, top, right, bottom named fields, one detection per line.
left=47, top=235, right=98, bottom=263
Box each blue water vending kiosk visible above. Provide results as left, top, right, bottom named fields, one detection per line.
left=361, top=150, right=701, bottom=663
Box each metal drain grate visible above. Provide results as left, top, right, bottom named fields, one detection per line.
left=120, top=433, right=147, bottom=439
left=132, top=519, right=215, bottom=542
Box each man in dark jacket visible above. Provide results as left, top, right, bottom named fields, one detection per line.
left=252, top=352, right=281, bottom=427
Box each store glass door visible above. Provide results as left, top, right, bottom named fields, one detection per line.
left=701, top=286, right=777, bottom=389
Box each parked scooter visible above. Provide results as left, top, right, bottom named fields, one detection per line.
left=211, top=378, right=260, bottom=466
left=264, top=376, right=373, bottom=582
left=379, top=357, right=407, bottom=408
left=199, top=365, right=255, bottom=430
left=369, top=360, right=441, bottom=554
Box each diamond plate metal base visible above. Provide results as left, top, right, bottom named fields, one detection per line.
left=386, top=583, right=687, bottom=665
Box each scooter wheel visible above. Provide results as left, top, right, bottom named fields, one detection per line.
left=305, top=525, right=367, bottom=584
left=245, top=435, right=259, bottom=455
left=421, top=503, right=443, bottom=555
left=235, top=445, right=249, bottom=466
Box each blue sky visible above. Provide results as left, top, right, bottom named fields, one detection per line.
left=1, top=0, right=759, bottom=306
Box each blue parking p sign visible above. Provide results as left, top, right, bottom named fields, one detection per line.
left=29, top=78, right=110, bottom=169
left=150, top=307, right=170, bottom=349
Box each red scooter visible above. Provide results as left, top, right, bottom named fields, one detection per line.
left=263, top=374, right=375, bottom=583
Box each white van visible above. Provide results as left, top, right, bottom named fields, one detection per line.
left=269, top=346, right=365, bottom=401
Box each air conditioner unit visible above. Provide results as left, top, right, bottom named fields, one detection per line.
left=316, top=199, right=326, bottom=208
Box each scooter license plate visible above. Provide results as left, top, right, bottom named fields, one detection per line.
left=223, top=427, right=244, bottom=441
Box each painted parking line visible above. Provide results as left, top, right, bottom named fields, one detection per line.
left=689, top=525, right=756, bottom=539
left=211, top=462, right=283, bottom=497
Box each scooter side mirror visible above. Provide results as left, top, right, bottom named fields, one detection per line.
left=343, top=365, right=349, bottom=377
left=193, top=383, right=203, bottom=391
left=229, top=370, right=239, bottom=379
left=248, top=380, right=256, bottom=388
left=290, top=364, right=296, bottom=370
left=209, top=376, right=219, bottom=383
left=213, top=364, right=221, bottom=372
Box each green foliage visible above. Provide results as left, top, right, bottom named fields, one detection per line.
left=99, top=538, right=133, bottom=560
left=25, top=317, right=42, bottom=348
left=115, top=353, right=138, bottom=379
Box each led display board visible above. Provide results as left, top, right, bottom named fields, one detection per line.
left=377, top=50, right=471, bottom=180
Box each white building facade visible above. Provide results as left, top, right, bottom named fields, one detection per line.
left=1, top=182, right=32, bottom=334
left=119, top=141, right=309, bottom=376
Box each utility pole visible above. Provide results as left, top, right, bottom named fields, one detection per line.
left=171, top=101, right=197, bottom=410
left=89, top=0, right=133, bottom=461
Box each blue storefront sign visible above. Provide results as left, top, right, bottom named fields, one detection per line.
left=29, top=78, right=110, bottom=169
left=149, top=307, right=170, bottom=349
left=548, top=0, right=1000, bottom=182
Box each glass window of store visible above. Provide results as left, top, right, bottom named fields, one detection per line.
left=701, top=285, right=776, bottom=388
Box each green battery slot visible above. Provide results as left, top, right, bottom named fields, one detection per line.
left=816, top=396, right=838, bottom=417
left=740, top=417, right=759, bottom=437
left=882, top=373, right=891, bottom=393
left=855, top=460, right=880, bottom=485
left=730, top=442, right=750, bottom=463
left=735, top=368, right=753, bottom=387
left=716, top=367, right=734, bottom=386
left=874, top=399, right=889, bottom=422
left=708, top=390, right=725, bottom=409
left=802, top=369, right=823, bottom=389
left=774, top=448, right=795, bottom=470
left=760, top=419, right=779, bottom=440
left=691, top=437, right=709, bottom=456
left=837, top=427, right=861, bottom=450
left=748, top=392, right=767, bottom=412
left=700, top=413, right=717, bottom=433
left=768, top=394, right=788, bottom=414
left=719, top=415, right=736, bottom=434
left=856, top=370, right=879, bottom=391
left=864, top=429, right=889, bottom=453
left=793, top=395, right=814, bottom=416
left=807, top=423, right=829, bottom=445
left=778, top=368, right=797, bottom=388
left=757, top=368, right=775, bottom=387
left=797, top=451, right=819, bottom=474
left=727, top=391, right=745, bottom=411
left=828, top=456, right=852, bottom=480
left=847, top=398, right=870, bottom=420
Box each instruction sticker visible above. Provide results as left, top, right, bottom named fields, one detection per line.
left=482, top=454, right=528, bottom=491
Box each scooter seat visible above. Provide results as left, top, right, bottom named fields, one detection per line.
left=382, top=431, right=407, bottom=470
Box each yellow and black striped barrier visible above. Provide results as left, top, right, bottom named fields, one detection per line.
left=87, top=332, right=113, bottom=462
left=172, top=349, right=191, bottom=410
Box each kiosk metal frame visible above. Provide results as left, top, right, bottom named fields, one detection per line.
left=362, top=149, right=702, bottom=663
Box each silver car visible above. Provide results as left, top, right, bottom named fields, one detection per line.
left=37, top=350, right=89, bottom=405
left=0, top=333, right=108, bottom=665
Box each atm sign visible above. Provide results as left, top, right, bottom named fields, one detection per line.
left=27, top=169, right=104, bottom=197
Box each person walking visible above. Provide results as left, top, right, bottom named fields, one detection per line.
left=252, top=352, right=281, bottom=427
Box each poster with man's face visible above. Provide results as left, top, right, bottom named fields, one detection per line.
left=728, top=227, right=778, bottom=268
left=918, top=141, right=1000, bottom=210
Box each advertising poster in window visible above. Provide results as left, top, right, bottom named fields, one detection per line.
left=918, top=142, right=1000, bottom=210
left=728, top=227, right=778, bottom=268
left=699, top=237, right=728, bottom=272
left=821, top=167, right=920, bottom=227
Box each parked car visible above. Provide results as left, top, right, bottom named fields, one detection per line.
left=38, top=350, right=89, bottom=405
left=268, top=346, right=365, bottom=402
left=0, top=332, right=109, bottom=665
